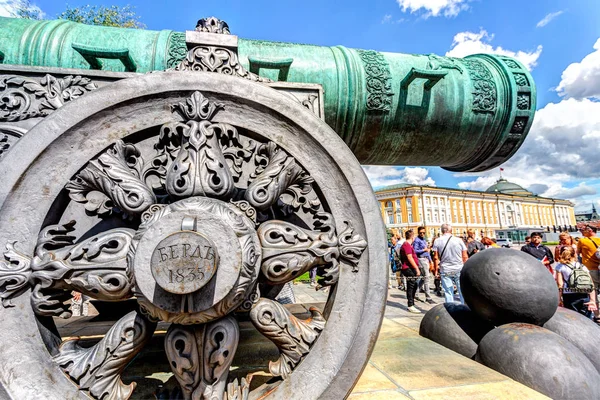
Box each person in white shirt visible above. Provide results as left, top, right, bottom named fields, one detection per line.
left=432, top=224, right=468, bottom=304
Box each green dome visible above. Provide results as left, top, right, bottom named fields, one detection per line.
left=485, top=179, right=533, bottom=196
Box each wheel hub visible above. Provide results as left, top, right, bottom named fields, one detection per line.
left=129, top=197, right=261, bottom=324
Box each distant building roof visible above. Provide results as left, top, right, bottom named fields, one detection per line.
left=485, top=178, right=533, bottom=196
left=374, top=183, right=411, bottom=191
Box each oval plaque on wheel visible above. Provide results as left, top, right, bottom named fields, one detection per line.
left=150, top=231, right=218, bottom=294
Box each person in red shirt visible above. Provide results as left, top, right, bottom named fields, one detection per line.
left=400, top=229, right=422, bottom=313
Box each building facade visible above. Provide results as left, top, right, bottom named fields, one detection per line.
left=376, top=179, right=576, bottom=241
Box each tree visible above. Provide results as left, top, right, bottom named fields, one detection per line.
left=8, top=1, right=145, bottom=29
left=58, top=5, right=145, bottom=29
left=8, top=0, right=43, bottom=20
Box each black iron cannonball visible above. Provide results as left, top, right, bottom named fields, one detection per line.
left=475, top=323, right=600, bottom=400
left=544, top=307, right=600, bottom=373
left=419, top=303, right=494, bottom=359
left=460, top=248, right=559, bottom=326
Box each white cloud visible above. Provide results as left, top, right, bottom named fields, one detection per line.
left=362, top=166, right=436, bottom=188
left=446, top=29, right=543, bottom=71
left=536, top=10, right=564, bottom=28
left=556, top=38, right=600, bottom=99
left=456, top=98, right=600, bottom=203
left=396, top=0, right=469, bottom=18
left=382, top=14, right=392, bottom=24
left=0, top=0, right=43, bottom=18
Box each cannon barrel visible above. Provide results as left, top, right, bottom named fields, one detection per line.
left=0, top=17, right=535, bottom=172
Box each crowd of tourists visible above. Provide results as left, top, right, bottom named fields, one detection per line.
left=389, top=224, right=600, bottom=322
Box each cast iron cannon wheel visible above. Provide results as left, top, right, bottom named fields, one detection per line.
left=0, top=72, right=386, bottom=399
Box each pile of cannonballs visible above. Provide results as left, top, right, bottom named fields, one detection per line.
left=420, top=248, right=600, bottom=400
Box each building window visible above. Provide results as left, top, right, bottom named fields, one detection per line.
left=408, top=212, right=413, bottom=223
left=434, top=211, right=439, bottom=223
left=426, top=197, right=430, bottom=205
left=433, top=198, right=438, bottom=206
left=396, top=199, right=401, bottom=208
left=427, top=210, right=431, bottom=222
left=385, top=201, right=393, bottom=208
left=387, top=211, right=394, bottom=224
left=396, top=211, right=402, bottom=224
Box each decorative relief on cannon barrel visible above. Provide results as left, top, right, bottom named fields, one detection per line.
left=463, top=59, right=497, bottom=114
left=0, top=74, right=97, bottom=122
left=54, top=311, right=156, bottom=400
left=356, top=49, right=394, bottom=112
left=249, top=298, right=325, bottom=379
left=166, top=32, right=188, bottom=69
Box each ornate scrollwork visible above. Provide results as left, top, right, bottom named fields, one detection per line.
left=174, top=46, right=271, bottom=82
left=245, top=144, right=311, bottom=211
left=230, top=200, right=257, bottom=224
left=463, top=59, right=497, bottom=114
left=427, top=54, right=464, bottom=74
left=0, top=242, right=32, bottom=307
left=258, top=221, right=338, bottom=285
left=66, top=140, right=156, bottom=216
left=356, top=50, right=394, bottom=112
left=196, top=17, right=231, bottom=34
left=258, top=218, right=367, bottom=285
left=165, top=91, right=236, bottom=199
left=54, top=311, right=156, bottom=400
left=0, top=74, right=97, bottom=122
left=166, top=32, right=188, bottom=69
left=165, top=316, right=239, bottom=400
left=0, top=221, right=134, bottom=317
left=249, top=298, right=325, bottom=379
left=2, top=88, right=372, bottom=398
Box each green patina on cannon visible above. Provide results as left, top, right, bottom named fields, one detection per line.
left=0, top=16, right=535, bottom=171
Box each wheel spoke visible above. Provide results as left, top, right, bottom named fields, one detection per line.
left=165, top=315, right=240, bottom=400
left=258, top=219, right=367, bottom=286
left=66, top=140, right=156, bottom=216
left=53, top=310, right=157, bottom=400
left=245, top=142, right=311, bottom=212
left=249, top=298, right=325, bottom=379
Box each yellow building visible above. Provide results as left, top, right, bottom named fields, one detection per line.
left=376, top=179, right=576, bottom=239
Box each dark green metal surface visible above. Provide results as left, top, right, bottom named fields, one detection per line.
left=0, top=17, right=536, bottom=172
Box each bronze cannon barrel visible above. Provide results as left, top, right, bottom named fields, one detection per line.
left=0, top=17, right=535, bottom=171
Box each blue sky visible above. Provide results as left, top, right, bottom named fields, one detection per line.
left=3, top=0, right=600, bottom=210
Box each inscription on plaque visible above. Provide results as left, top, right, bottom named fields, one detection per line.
left=150, top=231, right=218, bottom=294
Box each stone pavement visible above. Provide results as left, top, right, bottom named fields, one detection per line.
left=293, top=281, right=548, bottom=399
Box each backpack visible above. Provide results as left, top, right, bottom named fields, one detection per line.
left=566, top=262, right=594, bottom=293
left=590, top=238, right=600, bottom=261
left=389, top=247, right=398, bottom=273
